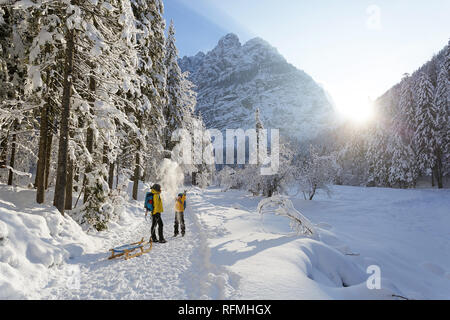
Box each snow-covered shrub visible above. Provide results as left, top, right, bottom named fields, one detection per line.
left=215, top=166, right=244, bottom=191
left=195, top=169, right=212, bottom=188
left=69, top=167, right=126, bottom=232
left=257, top=195, right=317, bottom=238
left=294, top=145, right=339, bottom=200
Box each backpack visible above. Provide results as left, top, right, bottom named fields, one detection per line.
left=144, top=192, right=154, bottom=211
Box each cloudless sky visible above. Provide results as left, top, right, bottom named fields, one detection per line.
left=164, top=0, right=450, bottom=120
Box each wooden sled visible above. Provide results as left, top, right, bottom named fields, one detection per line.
left=108, top=238, right=153, bottom=260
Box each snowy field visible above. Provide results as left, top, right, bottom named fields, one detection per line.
left=192, top=186, right=450, bottom=300
left=0, top=183, right=449, bottom=299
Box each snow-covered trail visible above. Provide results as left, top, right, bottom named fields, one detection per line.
left=38, top=189, right=239, bottom=300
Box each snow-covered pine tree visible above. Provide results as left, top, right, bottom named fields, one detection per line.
left=187, top=114, right=215, bottom=187
left=22, top=1, right=66, bottom=203
left=0, top=4, right=37, bottom=187
left=443, top=42, right=450, bottom=178
left=414, top=72, right=438, bottom=183
left=334, top=123, right=370, bottom=186
left=443, top=39, right=450, bottom=82
left=433, top=64, right=448, bottom=187
left=68, top=0, right=142, bottom=228
left=163, top=20, right=215, bottom=184
left=130, top=0, right=167, bottom=200
left=386, top=76, right=419, bottom=188
left=52, top=2, right=77, bottom=214
left=0, top=6, right=14, bottom=171
left=366, top=123, right=391, bottom=187
left=74, top=0, right=137, bottom=214
left=164, top=20, right=187, bottom=151
left=398, top=74, right=417, bottom=145
left=388, top=132, right=417, bottom=188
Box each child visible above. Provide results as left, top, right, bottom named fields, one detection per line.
left=174, top=191, right=187, bottom=237
left=146, top=184, right=166, bottom=243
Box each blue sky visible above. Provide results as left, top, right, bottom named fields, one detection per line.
left=164, top=0, right=450, bottom=121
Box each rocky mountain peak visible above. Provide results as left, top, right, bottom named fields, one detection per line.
left=179, top=34, right=337, bottom=142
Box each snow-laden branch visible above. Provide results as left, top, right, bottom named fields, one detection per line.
left=3, top=165, right=32, bottom=178
left=257, top=196, right=317, bottom=238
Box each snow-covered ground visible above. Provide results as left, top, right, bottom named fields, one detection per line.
left=192, top=186, right=450, bottom=299
left=1, top=183, right=449, bottom=299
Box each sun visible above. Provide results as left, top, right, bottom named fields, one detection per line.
left=335, top=97, right=374, bottom=124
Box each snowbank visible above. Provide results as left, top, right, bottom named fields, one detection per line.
left=189, top=186, right=450, bottom=299
left=0, top=184, right=100, bottom=299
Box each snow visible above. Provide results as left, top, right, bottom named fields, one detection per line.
left=0, top=183, right=449, bottom=299
left=293, top=185, right=450, bottom=299
left=0, top=185, right=100, bottom=299
left=190, top=186, right=450, bottom=299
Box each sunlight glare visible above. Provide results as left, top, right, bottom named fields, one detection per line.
left=335, top=96, right=374, bottom=124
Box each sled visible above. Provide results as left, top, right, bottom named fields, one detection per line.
left=108, top=238, right=153, bottom=260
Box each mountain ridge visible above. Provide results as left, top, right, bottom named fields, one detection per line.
left=179, top=33, right=337, bottom=141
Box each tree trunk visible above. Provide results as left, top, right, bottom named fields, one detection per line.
left=83, top=75, right=95, bottom=204
left=74, top=168, right=79, bottom=193
left=7, top=121, right=18, bottom=185
left=53, top=27, right=75, bottom=215
left=65, top=157, right=73, bottom=210
left=108, top=162, right=115, bottom=190
left=115, top=159, right=119, bottom=189
left=44, top=129, right=53, bottom=189
left=36, top=102, right=48, bottom=203
left=431, top=167, right=435, bottom=187
left=0, top=131, right=8, bottom=169
left=309, top=184, right=317, bottom=200
left=102, top=143, right=109, bottom=185
left=192, top=172, right=197, bottom=186
left=132, top=153, right=140, bottom=201
left=435, top=149, right=443, bottom=189
left=132, top=117, right=142, bottom=201
left=132, top=148, right=140, bottom=201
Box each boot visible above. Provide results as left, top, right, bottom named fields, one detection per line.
left=159, top=238, right=167, bottom=243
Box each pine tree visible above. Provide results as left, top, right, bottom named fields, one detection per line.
left=444, top=39, right=450, bottom=82
left=0, top=4, right=34, bottom=186
left=388, top=132, right=417, bottom=188
left=23, top=2, right=66, bottom=203
left=70, top=0, right=143, bottom=226
left=433, top=64, right=448, bottom=187
left=53, top=11, right=75, bottom=214
left=130, top=0, right=167, bottom=200
left=386, top=75, right=420, bottom=187
left=164, top=20, right=187, bottom=151
left=414, top=72, right=438, bottom=182
left=366, top=124, right=391, bottom=186
left=398, top=74, right=417, bottom=144
left=442, top=41, right=450, bottom=178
